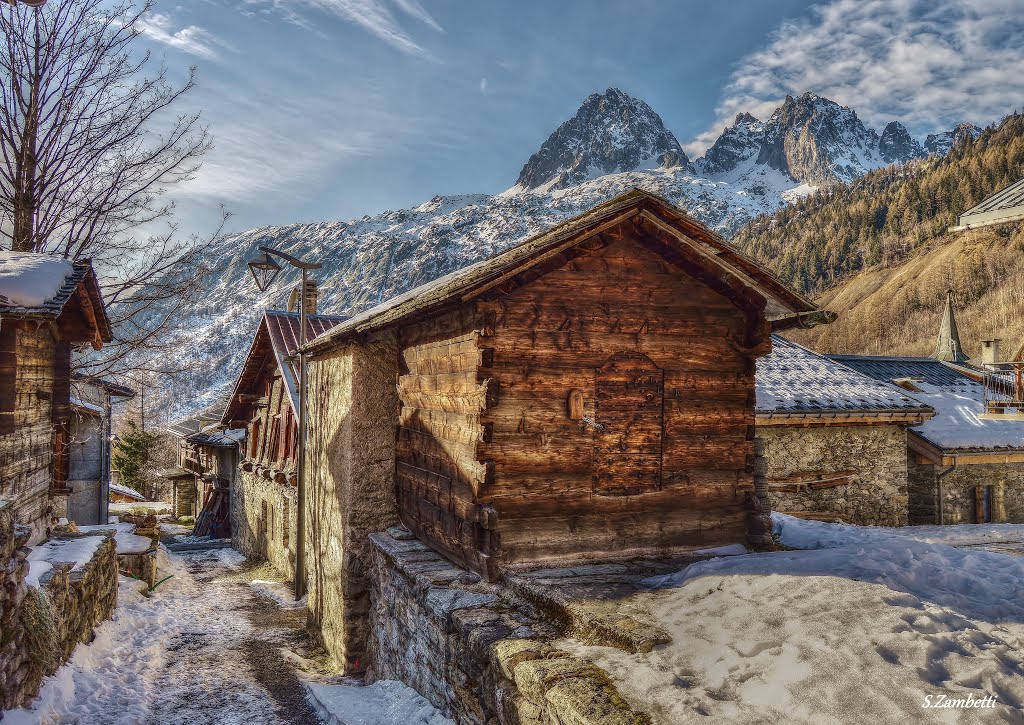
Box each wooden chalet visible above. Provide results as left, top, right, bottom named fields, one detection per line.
left=0, top=253, right=112, bottom=543
left=303, top=189, right=827, bottom=582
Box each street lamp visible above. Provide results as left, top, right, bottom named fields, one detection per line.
left=247, top=246, right=321, bottom=600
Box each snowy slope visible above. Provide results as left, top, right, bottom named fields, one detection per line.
left=144, top=90, right=970, bottom=421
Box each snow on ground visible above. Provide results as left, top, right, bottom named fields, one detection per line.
left=78, top=523, right=153, bottom=554
left=561, top=514, right=1024, bottom=724
left=305, top=680, right=453, bottom=725
left=249, top=580, right=306, bottom=610
left=5, top=543, right=454, bottom=725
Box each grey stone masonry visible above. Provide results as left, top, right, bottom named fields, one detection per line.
left=368, top=527, right=651, bottom=725
left=0, top=506, right=117, bottom=709
left=758, top=424, right=909, bottom=526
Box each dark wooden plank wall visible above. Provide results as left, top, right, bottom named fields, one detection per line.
left=395, top=309, right=500, bottom=579
left=393, top=235, right=763, bottom=578
left=477, top=238, right=756, bottom=568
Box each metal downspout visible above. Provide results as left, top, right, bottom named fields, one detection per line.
left=936, top=457, right=958, bottom=525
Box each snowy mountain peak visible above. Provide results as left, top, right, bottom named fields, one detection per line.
left=512, top=88, right=692, bottom=192
left=925, top=123, right=983, bottom=156
left=879, top=121, right=924, bottom=163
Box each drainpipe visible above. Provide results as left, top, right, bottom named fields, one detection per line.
left=935, top=457, right=958, bottom=525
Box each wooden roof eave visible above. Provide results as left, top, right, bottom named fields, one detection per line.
left=221, top=314, right=274, bottom=425
left=757, top=409, right=934, bottom=426
left=302, top=189, right=821, bottom=355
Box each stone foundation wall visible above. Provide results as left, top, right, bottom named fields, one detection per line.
left=0, top=501, right=32, bottom=710
left=230, top=468, right=297, bottom=580
left=368, top=529, right=649, bottom=725
left=912, top=461, right=1024, bottom=524
left=0, top=505, right=117, bottom=709
left=757, top=424, right=909, bottom=526
left=306, top=331, right=401, bottom=673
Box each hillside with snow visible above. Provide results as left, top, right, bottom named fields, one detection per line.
left=146, top=89, right=976, bottom=421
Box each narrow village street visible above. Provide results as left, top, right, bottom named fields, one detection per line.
left=7, top=547, right=329, bottom=725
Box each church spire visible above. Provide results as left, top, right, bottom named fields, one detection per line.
left=933, top=289, right=968, bottom=363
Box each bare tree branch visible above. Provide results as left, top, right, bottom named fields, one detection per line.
left=0, top=0, right=219, bottom=381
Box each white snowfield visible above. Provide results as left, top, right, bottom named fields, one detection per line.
left=0, top=251, right=74, bottom=308
left=563, top=514, right=1024, bottom=724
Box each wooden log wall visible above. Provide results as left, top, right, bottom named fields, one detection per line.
left=0, top=322, right=59, bottom=543
left=477, top=236, right=758, bottom=569
left=395, top=310, right=499, bottom=579
left=242, top=370, right=298, bottom=479
left=393, top=230, right=765, bottom=578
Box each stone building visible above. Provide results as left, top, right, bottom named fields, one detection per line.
left=831, top=354, right=1024, bottom=524
left=755, top=336, right=933, bottom=526
left=221, top=308, right=347, bottom=578
left=0, top=253, right=112, bottom=543
left=66, top=376, right=135, bottom=525
left=297, top=190, right=827, bottom=672
left=165, top=413, right=243, bottom=526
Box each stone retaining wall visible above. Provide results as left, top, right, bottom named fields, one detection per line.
left=368, top=528, right=649, bottom=725
left=40, top=533, right=118, bottom=666
left=0, top=501, right=32, bottom=710
left=758, top=424, right=909, bottom=526
left=0, top=505, right=118, bottom=710
left=230, top=468, right=297, bottom=581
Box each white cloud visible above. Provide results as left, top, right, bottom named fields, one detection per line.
left=684, top=0, right=1024, bottom=158
left=174, top=85, right=423, bottom=205
left=479, top=77, right=489, bottom=94
left=136, top=13, right=228, bottom=60
left=256, top=0, right=443, bottom=56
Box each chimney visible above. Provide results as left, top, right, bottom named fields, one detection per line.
left=303, top=280, right=318, bottom=315
left=287, top=280, right=318, bottom=315
left=981, top=339, right=1002, bottom=366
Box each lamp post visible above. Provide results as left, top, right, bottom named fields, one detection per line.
left=247, top=246, right=321, bottom=600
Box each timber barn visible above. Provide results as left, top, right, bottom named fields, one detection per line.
left=0, top=252, right=112, bottom=543
left=296, top=189, right=828, bottom=670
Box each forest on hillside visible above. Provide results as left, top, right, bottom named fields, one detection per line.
left=738, top=113, right=1024, bottom=359
left=733, top=114, right=1024, bottom=295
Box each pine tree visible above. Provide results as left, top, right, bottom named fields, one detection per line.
left=111, top=419, right=157, bottom=495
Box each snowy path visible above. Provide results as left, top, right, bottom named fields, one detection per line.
left=141, top=549, right=322, bottom=725
left=6, top=548, right=325, bottom=725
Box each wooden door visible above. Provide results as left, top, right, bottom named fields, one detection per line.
left=593, top=351, right=664, bottom=495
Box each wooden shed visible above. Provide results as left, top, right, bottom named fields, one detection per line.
left=0, top=253, right=112, bottom=543
left=305, top=190, right=825, bottom=581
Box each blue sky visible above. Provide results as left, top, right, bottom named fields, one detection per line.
left=140, top=0, right=1024, bottom=238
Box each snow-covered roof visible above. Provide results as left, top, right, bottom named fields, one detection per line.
left=955, top=176, right=1024, bottom=230
left=109, top=482, right=146, bottom=501
left=70, top=397, right=104, bottom=415
left=0, top=252, right=112, bottom=345
left=908, top=381, right=1024, bottom=451
left=829, top=354, right=1024, bottom=452
left=0, top=251, right=75, bottom=308
left=756, top=336, right=932, bottom=416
